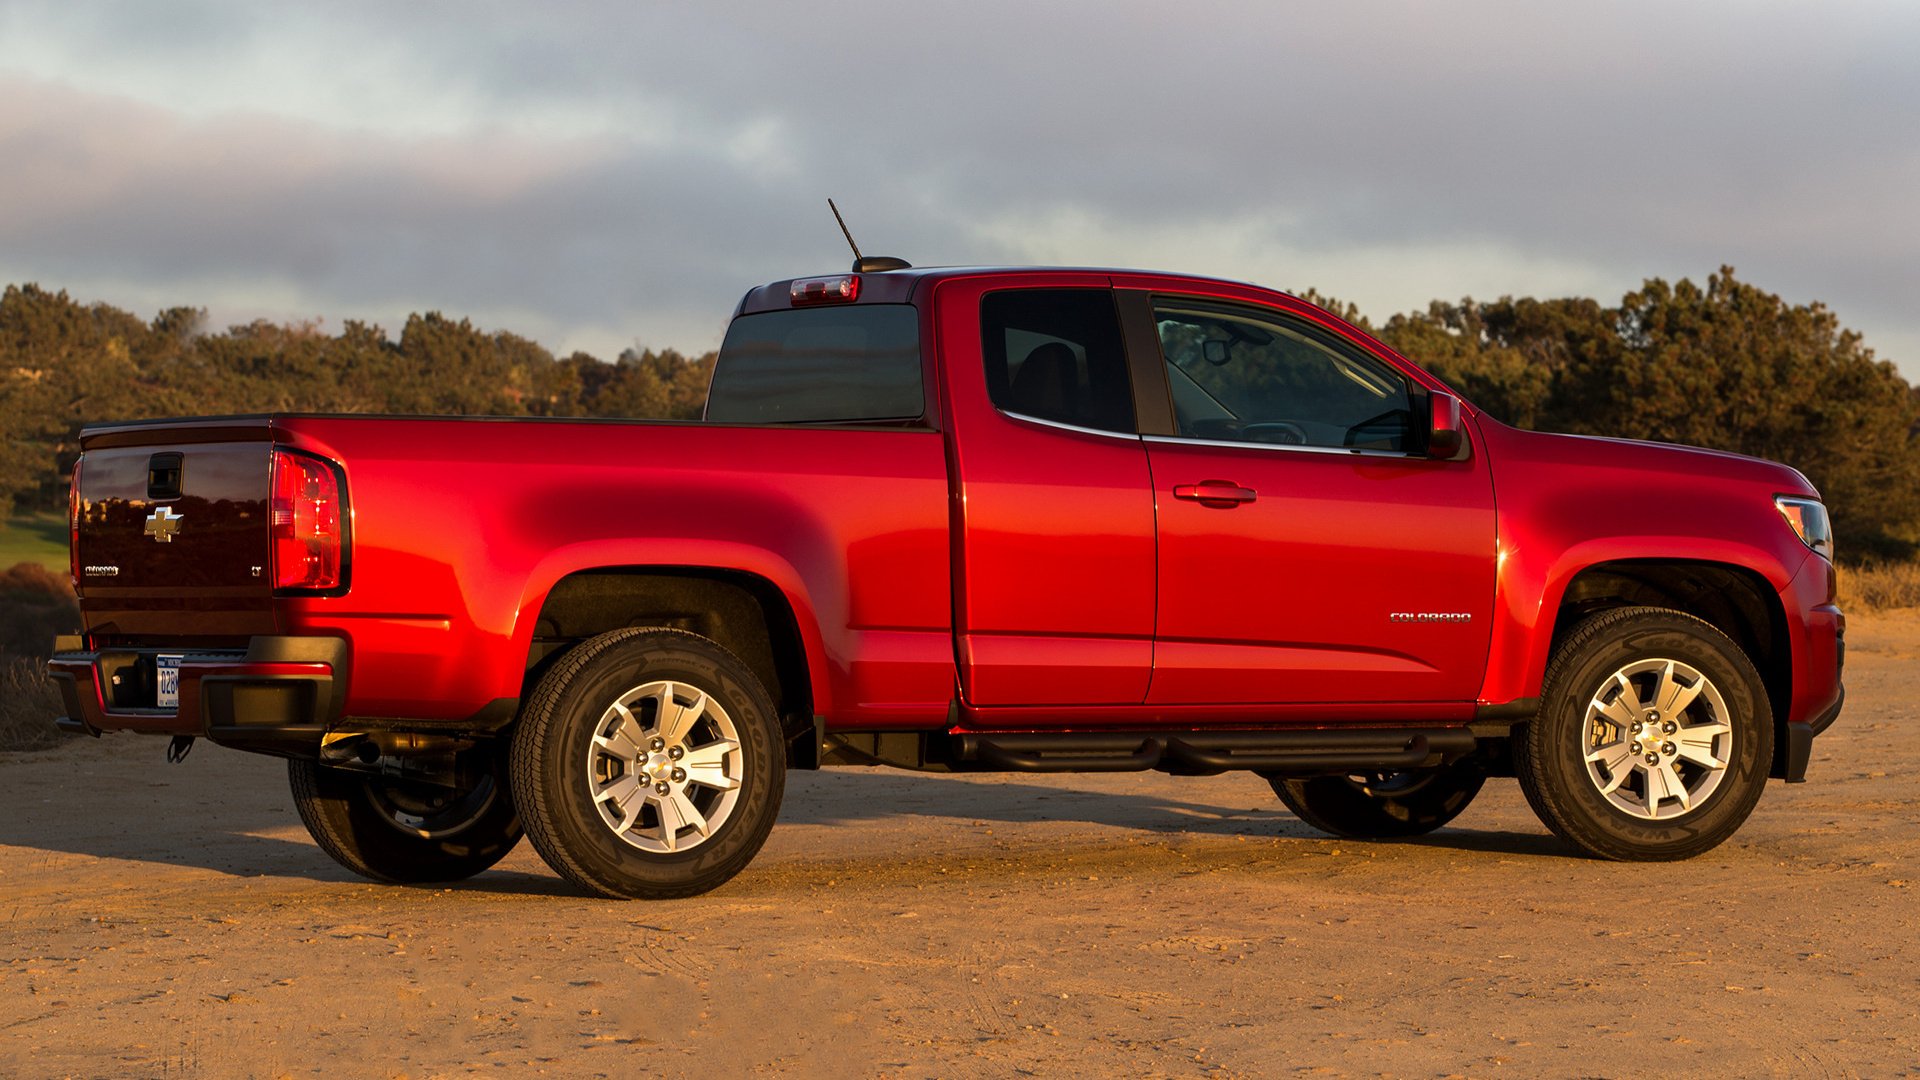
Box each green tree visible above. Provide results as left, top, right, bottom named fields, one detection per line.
left=1555, top=268, right=1919, bottom=555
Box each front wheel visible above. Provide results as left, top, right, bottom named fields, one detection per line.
left=289, top=750, right=523, bottom=883
left=1516, top=606, right=1773, bottom=861
left=509, top=628, right=785, bottom=900
left=1266, top=761, right=1485, bottom=839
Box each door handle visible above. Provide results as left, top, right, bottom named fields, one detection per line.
left=1172, top=481, right=1257, bottom=508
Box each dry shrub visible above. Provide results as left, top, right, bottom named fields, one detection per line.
left=0, top=561, right=80, bottom=750
left=0, top=561, right=79, bottom=660
left=0, top=654, right=68, bottom=751
left=1838, top=560, right=1920, bottom=613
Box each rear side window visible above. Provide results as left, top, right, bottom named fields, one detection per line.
left=981, top=289, right=1135, bottom=435
left=706, top=305, right=924, bottom=424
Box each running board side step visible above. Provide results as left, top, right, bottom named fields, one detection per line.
left=951, top=728, right=1478, bottom=776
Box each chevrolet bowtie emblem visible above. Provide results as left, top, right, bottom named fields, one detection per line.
left=145, top=505, right=184, bottom=543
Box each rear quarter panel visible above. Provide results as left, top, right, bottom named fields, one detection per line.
left=272, top=416, right=952, bottom=727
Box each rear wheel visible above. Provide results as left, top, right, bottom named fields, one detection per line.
left=1266, top=761, right=1485, bottom=839
left=510, top=628, right=784, bottom=900
left=289, top=750, right=522, bottom=883
left=1516, top=606, right=1772, bottom=861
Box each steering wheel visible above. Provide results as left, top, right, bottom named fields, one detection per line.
left=1241, top=421, right=1309, bottom=446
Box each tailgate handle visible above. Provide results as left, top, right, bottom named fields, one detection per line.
left=147, top=453, right=183, bottom=501
left=1172, top=480, right=1257, bottom=508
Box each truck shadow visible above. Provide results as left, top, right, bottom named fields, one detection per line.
left=0, top=744, right=1570, bottom=896
left=776, top=769, right=1572, bottom=859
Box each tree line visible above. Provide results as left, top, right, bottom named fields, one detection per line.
left=0, top=284, right=714, bottom=520
left=3, top=267, right=1916, bottom=556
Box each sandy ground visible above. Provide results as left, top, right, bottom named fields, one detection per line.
left=2, top=618, right=1916, bottom=1079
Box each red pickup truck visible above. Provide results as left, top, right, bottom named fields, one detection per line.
left=48, top=263, right=1845, bottom=899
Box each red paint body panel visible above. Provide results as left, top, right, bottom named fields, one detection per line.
left=931, top=273, right=1157, bottom=705
left=271, top=417, right=954, bottom=728
left=1142, top=437, right=1495, bottom=704
left=1470, top=420, right=1822, bottom=715
left=62, top=264, right=1844, bottom=746
left=1783, top=555, right=1844, bottom=725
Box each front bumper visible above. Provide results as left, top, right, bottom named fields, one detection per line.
left=1780, top=685, right=1844, bottom=784
left=46, top=636, right=346, bottom=757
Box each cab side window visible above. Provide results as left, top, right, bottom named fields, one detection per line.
left=1153, top=300, right=1413, bottom=451
left=981, top=289, right=1136, bottom=435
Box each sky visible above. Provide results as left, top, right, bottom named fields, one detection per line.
left=1, top=1, right=1915, bottom=374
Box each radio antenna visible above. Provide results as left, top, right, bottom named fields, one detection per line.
left=826, top=199, right=911, bottom=273
left=828, top=198, right=863, bottom=262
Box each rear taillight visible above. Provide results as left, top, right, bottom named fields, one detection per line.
left=68, top=455, right=83, bottom=589
left=270, top=448, right=345, bottom=592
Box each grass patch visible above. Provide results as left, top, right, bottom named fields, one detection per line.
left=0, top=512, right=69, bottom=574
left=1838, top=560, right=1920, bottom=613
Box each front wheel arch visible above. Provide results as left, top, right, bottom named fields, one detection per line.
left=1549, top=559, right=1792, bottom=777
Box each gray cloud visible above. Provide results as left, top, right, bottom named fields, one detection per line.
left=0, top=1, right=1914, bottom=368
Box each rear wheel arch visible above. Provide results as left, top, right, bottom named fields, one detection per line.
left=1550, top=559, right=1792, bottom=777
left=521, top=568, right=816, bottom=762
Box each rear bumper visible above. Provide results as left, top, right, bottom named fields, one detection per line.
left=46, top=635, right=346, bottom=757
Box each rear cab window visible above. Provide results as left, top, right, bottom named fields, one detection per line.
left=980, top=289, right=1135, bottom=435
left=706, top=305, right=925, bottom=424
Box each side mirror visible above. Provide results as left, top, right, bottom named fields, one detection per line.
left=1427, top=391, right=1464, bottom=460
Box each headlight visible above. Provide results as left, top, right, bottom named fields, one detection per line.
left=1775, top=496, right=1833, bottom=560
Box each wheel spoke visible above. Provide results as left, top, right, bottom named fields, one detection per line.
left=1654, top=661, right=1706, bottom=719
left=1644, top=757, right=1679, bottom=809
left=593, top=703, right=646, bottom=762
left=681, top=739, right=741, bottom=791
left=1605, top=672, right=1646, bottom=726
left=599, top=774, right=644, bottom=832
left=1585, top=741, right=1636, bottom=786
left=1660, top=760, right=1691, bottom=811
left=657, top=685, right=708, bottom=747
left=668, top=788, right=711, bottom=838
left=654, top=790, right=686, bottom=851
left=1596, top=692, right=1639, bottom=729
left=1676, top=722, right=1730, bottom=769
left=1598, top=756, right=1638, bottom=795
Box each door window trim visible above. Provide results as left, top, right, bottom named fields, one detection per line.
left=1002, top=409, right=1148, bottom=443
left=1141, top=433, right=1413, bottom=459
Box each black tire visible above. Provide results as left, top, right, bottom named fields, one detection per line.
left=509, top=628, right=784, bottom=900
left=289, top=749, right=522, bottom=883
left=1266, top=761, right=1485, bottom=839
left=1516, top=606, right=1772, bottom=861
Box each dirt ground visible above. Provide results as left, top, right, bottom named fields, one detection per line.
left=2, top=617, right=1916, bottom=1079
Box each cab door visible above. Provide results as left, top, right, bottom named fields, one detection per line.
left=935, top=275, right=1157, bottom=706
left=1122, top=285, right=1497, bottom=706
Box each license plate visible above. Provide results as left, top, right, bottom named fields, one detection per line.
left=157, top=654, right=183, bottom=710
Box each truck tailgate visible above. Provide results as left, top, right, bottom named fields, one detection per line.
left=75, top=422, right=276, bottom=642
